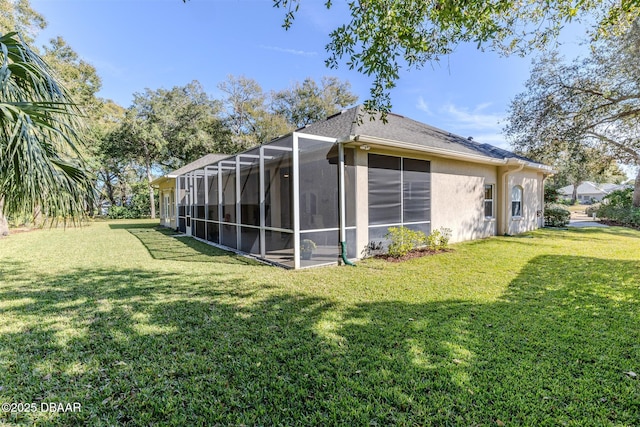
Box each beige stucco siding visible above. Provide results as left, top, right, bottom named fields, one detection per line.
left=155, top=179, right=176, bottom=229
left=507, top=170, right=543, bottom=235
left=430, top=158, right=497, bottom=243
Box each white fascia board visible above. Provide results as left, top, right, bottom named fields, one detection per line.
left=294, top=132, right=338, bottom=144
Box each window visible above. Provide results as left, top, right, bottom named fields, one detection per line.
left=511, top=186, right=523, bottom=218
left=368, top=154, right=402, bottom=225
left=403, top=158, right=431, bottom=223
left=484, top=184, right=494, bottom=218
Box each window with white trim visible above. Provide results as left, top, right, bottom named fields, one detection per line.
left=511, top=185, right=523, bottom=218
left=484, top=184, right=494, bottom=218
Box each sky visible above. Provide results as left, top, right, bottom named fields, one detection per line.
left=30, top=0, right=592, bottom=150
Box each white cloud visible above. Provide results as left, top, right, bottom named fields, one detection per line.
left=259, top=45, right=317, bottom=57
left=416, top=96, right=433, bottom=115
left=441, top=102, right=504, bottom=131
left=85, top=56, right=126, bottom=78
left=411, top=100, right=510, bottom=148
left=468, top=133, right=510, bottom=150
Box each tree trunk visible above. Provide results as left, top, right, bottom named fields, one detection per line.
left=572, top=183, right=579, bottom=204
left=0, top=198, right=9, bottom=236
left=633, top=167, right=640, bottom=208
left=145, top=159, right=155, bottom=219
left=142, top=141, right=156, bottom=219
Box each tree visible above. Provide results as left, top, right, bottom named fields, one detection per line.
left=504, top=22, right=640, bottom=206
left=107, top=99, right=164, bottom=219
left=218, top=75, right=357, bottom=148
left=89, top=99, right=131, bottom=208
left=146, top=81, right=233, bottom=167
left=108, top=81, right=232, bottom=217
left=268, top=0, right=639, bottom=116
left=0, top=32, right=93, bottom=235
left=43, top=36, right=102, bottom=115
left=218, top=75, right=290, bottom=149
left=271, top=76, right=358, bottom=128
left=547, top=144, right=624, bottom=203
left=0, top=0, right=46, bottom=44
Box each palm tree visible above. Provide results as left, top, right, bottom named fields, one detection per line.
left=0, top=31, right=93, bottom=235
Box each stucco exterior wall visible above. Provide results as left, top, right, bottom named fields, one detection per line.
left=430, top=158, right=498, bottom=243
left=507, top=170, right=543, bottom=235
left=156, top=180, right=176, bottom=229
left=352, top=148, right=501, bottom=250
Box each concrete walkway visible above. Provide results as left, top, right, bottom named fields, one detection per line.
left=567, top=210, right=609, bottom=228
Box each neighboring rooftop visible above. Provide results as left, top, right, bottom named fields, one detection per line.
left=558, top=181, right=630, bottom=196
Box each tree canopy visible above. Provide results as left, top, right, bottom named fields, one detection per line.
left=0, top=0, right=45, bottom=44
left=271, top=76, right=358, bottom=128
left=505, top=22, right=640, bottom=206
left=271, top=0, right=640, bottom=115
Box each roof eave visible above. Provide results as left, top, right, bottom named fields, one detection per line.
left=349, top=135, right=556, bottom=170
left=345, top=135, right=554, bottom=172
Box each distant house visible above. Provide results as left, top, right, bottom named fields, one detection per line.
left=558, top=181, right=629, bottom=203
left=154, top=106, right=553, bottom=268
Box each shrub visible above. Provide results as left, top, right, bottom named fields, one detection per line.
left=597, top=188, right=640, bottom=227
left=544, top=186, right=562, bottom=204
left=585, top=203, right=600, bottom=217
left=385, top=227, right=426, bottom=258
left=107, top=205, right=140, bottom=219
left=426, top=227, right=452, bottom=251
left=301, top=239, right=316, bottom=252
left=544, top=204, right=571, bottom=227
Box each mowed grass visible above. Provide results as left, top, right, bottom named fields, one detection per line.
left=0, top=220, right=639, bottom=426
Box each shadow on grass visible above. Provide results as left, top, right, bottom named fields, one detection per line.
left=0, top=255, right=638, bottom=425
left=107, top=222, right=159, bottom=230
left=124, top=227, right=261, bottom=266
left=542, top=226, right=640, bottom=241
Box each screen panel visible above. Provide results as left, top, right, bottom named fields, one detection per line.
left=368, top=154, right=402, bottom=225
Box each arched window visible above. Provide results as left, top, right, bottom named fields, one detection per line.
left=511, top=186, right=523, bottom=218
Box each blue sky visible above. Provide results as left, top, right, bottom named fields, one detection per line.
left=31, top=0, right=590, bottom=149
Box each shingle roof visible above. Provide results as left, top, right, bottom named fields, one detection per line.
left=558, top=181, right=629, bottom=196
left=167, top=153, right=229, bottom=177
left=298, top=105, right=535, bottom=163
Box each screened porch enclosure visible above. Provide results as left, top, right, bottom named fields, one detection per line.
left=176, top=133, right=356, bottom=268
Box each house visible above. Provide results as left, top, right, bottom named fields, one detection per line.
left=151, top=154, right=229, bottom=228
left=557, top=181, right=628, bottom=203
left=157, top=106, right=553, bottom=269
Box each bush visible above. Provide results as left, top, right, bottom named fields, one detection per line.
left=544, top=204, right=571, bottom=227
left=544, top=186, right=562, bottom=204
left=426, top=227, right=452, bottom=251
left=585, top=203, right=600, bottom=217
left=597, top=188, right=640, bottom=227
left=385, top=227, right=426, bottom=258
left=107, top=205, right=141, bottom=219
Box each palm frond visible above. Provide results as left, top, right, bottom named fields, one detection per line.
left=0, top=31, right=93, bottom=219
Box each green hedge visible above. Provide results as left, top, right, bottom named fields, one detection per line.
left=597, top=188, right=640, bottom=227
left=544, top=204, right=571, bottom=227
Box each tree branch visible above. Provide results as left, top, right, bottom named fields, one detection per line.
left=584, top=131, right=640, bottom=162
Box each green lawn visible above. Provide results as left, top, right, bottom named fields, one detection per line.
left=1, top=220, right=639, bottom=426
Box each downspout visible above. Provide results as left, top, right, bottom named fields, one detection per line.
left=338, top=142, right=355, bottom=266
left=500, top=161, right=525, bottom=236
